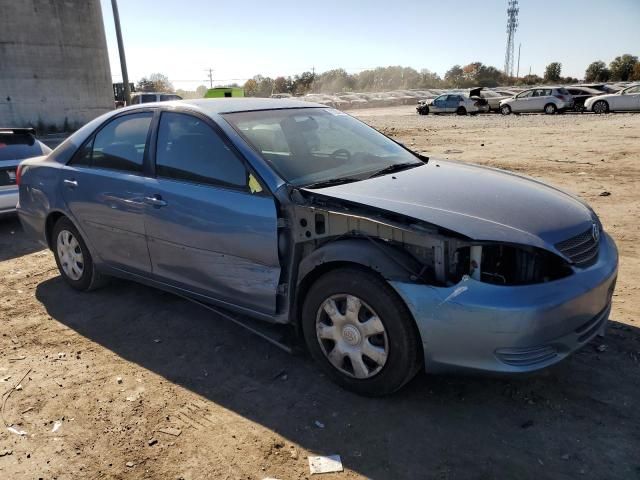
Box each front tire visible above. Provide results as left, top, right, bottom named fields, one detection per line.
left=593, top=100, right=609, bottom=114
left=301, top=267, right=422, bottom=396
left=52, top=217, right=105, bottom=291
left=500, top=104, right=512, bottom=115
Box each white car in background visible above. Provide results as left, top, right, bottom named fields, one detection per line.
left=584, top=84, right=640, bottom=113
left=500, top=87, right=574, bottom=115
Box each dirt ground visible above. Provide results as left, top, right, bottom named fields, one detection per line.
left=1, top=108, right=639, bottom=480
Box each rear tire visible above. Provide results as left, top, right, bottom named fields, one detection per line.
left=593, top=100, right=609, bottom=114
left=456, top=106, right=467, bottom=116
left=301, top=267, right=422, bottom=396
left=52, top=217, right=106, bottom=291
left=544, top=103, right=557, bottom=114
left=500, top=105, right=512, bottom=115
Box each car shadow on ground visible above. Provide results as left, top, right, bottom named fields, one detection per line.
left=0, top=215, right=44, bottom=261
left=35, top=276, right=640, bottom=480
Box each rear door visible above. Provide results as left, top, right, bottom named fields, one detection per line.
left=445, top=95, right=461, bottom=112
left=144, top=111, right=280, bottom=314
left=61, top=111, right=154, bottom=273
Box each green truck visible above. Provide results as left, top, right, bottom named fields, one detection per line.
left=204, top=87, right=244, bottom=98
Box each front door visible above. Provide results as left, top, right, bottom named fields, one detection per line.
left=144, top=111, right=280, bottom=314
left=61, top=112, right=153, bottom=273
left=512, top=90, right=533, bottom=112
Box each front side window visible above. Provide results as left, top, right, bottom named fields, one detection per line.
left=155, top=112, right=247, bottom=188
left=75, top=113, right=152, bottom=173
left=623, top=85, right=640, bottom=94
left=517, top=90, right=533, bottom=99
left=223, top=108, right=422, bottom=187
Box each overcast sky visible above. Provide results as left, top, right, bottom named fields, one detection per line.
left=100, top=0, right=640, bottom=90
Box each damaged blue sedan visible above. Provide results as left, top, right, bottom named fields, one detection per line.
left=17, top=99, right=618, bottom=395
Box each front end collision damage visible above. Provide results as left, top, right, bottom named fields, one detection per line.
left=281, top=190, right=618, bottom=373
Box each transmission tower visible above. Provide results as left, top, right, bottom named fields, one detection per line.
left=504, top=0, right=519, bottom=78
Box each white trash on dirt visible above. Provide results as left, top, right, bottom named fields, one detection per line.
left=7, top=425, right=27, bottom=436
left=51, top=420, right=62, bottom=433
left=308, top=454, right=343, bottom=474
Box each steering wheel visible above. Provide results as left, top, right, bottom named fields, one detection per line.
left=331, top=149, right=351, bottom=161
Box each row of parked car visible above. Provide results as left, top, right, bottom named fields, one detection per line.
left=415, top=83, right=640, bottom=116
left=294, top=82, right=640, bottom=115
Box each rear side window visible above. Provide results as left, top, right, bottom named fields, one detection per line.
left=155, top=112, right=247, bottom=188
left=72, top=113, right=152, bottom=173
left=0, top=134, right=48, bottom=161
left=141, top=94, right=157, bottom=103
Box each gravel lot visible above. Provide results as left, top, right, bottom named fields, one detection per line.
left=1, top=108, right=638, bottom=480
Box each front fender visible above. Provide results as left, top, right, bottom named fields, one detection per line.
left=297, top=238, right=423, bottom=285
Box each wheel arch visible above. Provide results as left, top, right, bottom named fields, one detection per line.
left=44, top=210, right=68, bottom=249
left=293, top=238, right=422, bottom=330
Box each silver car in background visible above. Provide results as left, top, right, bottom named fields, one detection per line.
left=500, top=87, right=574, bottom=115
left=0, top=128, right=51, bottom=215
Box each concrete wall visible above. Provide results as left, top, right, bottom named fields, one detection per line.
left=0, top=0, right=113, bottom=131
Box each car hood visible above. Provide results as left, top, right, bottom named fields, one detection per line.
left=302, top=160, right=595, bottom=252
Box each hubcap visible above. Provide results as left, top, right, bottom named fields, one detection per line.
left=56, top=230, right=84, bottom=281
left=315, top=294, right=389, bottom=379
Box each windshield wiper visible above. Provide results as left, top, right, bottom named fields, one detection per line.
left=366, top=162, right=423, bottom=179
left=302, top=177, right=361, bottom=189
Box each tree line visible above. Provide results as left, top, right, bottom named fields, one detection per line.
left=134, top=54, right=639, bottom=98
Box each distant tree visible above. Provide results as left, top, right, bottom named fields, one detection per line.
left=243, top=78, right=258, bottom=96
left=609, top=54, right=638, bottom=81
left=444, top=65, right=465, bottom=87
left=137, top=73, right=174, bottom=92
left=544, top=62, right=562, bottom=82
left=519, top=74, right=543, bottom=85
left=584, top=61, right=611, bottom=82
left=195, top=85, right=208, bottom=97
left=419, top=69, right=443, bottom=88
left=631, top=63, right=640, bottom=81
left=561, top=76, right=579, bottom=84
left=292, top=71, right=315, bottom=95
left=273, top=76, right=288, bottom=93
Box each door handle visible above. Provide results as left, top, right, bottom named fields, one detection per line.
left=144, top=195, right=168, bottom=207
left=63, top=179, right=78, bottom=188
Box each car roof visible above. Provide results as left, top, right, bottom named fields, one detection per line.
left=121, top=98, right=324, bottom=115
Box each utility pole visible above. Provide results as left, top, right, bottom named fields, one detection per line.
left=516, top=43, right=521, bottom=79
left=111, top=0, right=130, bottom=105
left=206, top=68, right=214, bottom=88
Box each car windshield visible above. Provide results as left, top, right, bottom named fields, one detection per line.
left=223, top=108, right=422, bottom=186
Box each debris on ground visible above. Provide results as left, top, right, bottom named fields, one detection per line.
left=116, top=377, right=123, bottom=384
left=599, top=191, right=611, bottom=196
left=596, top=344, right=608, bottom=352
left=561, top=453, right=570, bottom=461
left=7, top=426, right=27, bottom=436
left=0, top=449, right=12, bottom=457
left=126, top=461, right=135, bottom=468
left=51, top=420, right=62, bottom=433
left=309, top=455, right=343, bottom=474
left=148, top=438, right=158, bottom=446
left=157, top=427, right=182, bottom=437
left=314, top=420, right=325, bottom=429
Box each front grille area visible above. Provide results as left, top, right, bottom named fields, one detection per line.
left=495, top=345, right=558, bottom=367
left=555, top=226, right=600, bottom=267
